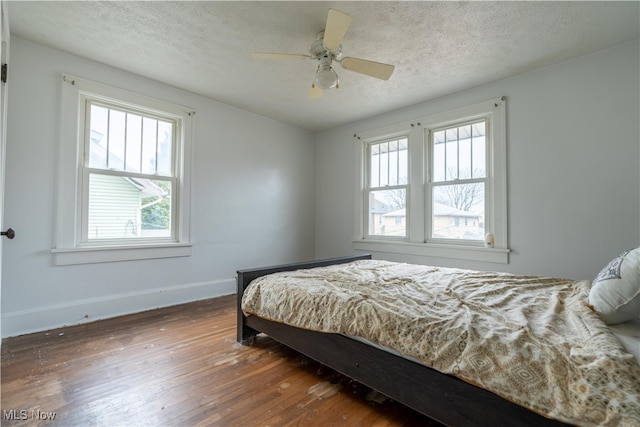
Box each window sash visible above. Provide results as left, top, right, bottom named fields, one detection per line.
left=431, top=118, right=487, bottom=183
left=79, top=168, right=177, bottom=244
left=367, top=138, right=408, bottom=188
left=83, top=99, right=178, bottom=177
left=428, top=180, right=486, bottom=243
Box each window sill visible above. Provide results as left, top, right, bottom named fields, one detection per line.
left=51, top=243, right=193, bottom=266
left=353, top=239, right=509, bottom=264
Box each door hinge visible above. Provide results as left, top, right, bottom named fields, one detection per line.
left=1, top=64, right=7, bottom=83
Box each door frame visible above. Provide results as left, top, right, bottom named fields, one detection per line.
left=0, top=0, right=11, bottom=341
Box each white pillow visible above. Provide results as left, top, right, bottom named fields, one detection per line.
left=589, top=247, right=640, bottom=325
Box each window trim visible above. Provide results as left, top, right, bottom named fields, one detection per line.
left=53, top=74, right=194, bottom=265
left=354, top=97, right=509, bottom=264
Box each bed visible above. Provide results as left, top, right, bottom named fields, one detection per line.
left=236, top=253, right=640, bottom=427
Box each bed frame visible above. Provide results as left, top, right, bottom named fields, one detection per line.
left=236, top=254, right=567, bottom=426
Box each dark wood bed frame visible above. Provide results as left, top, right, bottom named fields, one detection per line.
left=237, top=254, right=567, bottom=426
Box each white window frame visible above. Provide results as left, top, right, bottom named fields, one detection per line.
left=354, top=97, right=509, bottom=264
left=364, top=134, right=411, bottom=240
left=52, top=74, right=194, bottom=265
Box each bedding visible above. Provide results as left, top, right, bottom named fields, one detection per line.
left=242, top=259, right=640, bottom=427
left=589, top=247, right=640, bottom=325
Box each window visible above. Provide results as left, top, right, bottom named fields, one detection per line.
left=365, top=137, right=408, bottom=238
left=354, top=97, right=509, bottom=263
left=429, top=119, right=486, bottom=242
left=84, top=101, right=176, bottom=242
left=53, top=75, right=194, bottom=265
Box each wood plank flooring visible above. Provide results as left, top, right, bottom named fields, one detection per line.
left=1, top=295, right=442, bottom=426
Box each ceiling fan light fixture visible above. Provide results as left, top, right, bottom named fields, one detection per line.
left=314, top=64, right=339, bottom=89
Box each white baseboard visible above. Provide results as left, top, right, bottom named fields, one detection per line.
left=1, top=278, right=236, bottom=338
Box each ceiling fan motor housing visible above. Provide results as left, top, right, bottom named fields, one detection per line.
left=310, top=32, right=343, bottom=61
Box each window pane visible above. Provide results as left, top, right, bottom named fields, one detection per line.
left=368, top=189, right=406, bottom=237
left=398, top=140, right=408, bottom=184
left=141, top=117, right=158, bottom=175
left=379, top=142, right=389, bottom=187
left=459, top=125, right=472, bottom=179
left=433, top=130, right=445, bottom=182
left=156, top=120, right=173, bottom=176
left=141, top=179, right=172, bottom=237
left=88, top=105, right=108, bottom=169
left=369, top=144, right=380, bottom=187
left=389, top=143, right=398, bottom=185
left=445, top=129, right=458, bottom=180
left=125, top=113, right=143, bottom=173
left=87, top=173, right=172, bottom=240
left=107, top=109, right=126, bottom=171
left=432, top=183, right=484, bottom=240
left=472, top=121, right=486, bottom=178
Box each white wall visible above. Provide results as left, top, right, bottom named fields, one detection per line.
left=316, top=40, right=640, bottom=280
left=4, top=37, right=638, bottom=338
left=1, top=38, right=316, bottom=337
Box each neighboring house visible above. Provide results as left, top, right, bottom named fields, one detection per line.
left=432, top=202, right=483, bottom=240
left=378, top=208, right=406, bottom=236
left=374, top=203, right=483, bottom=239
left=368, top=194, right=394, bottom=235
left=87, top=174, right=166, bottom=239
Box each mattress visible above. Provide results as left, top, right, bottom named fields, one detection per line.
left=610, top=318, right=640, bottom=364
left=242, top=259, right=640, bottom=426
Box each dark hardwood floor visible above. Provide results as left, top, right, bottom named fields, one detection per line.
left=1, top=295, right=442, bottom=426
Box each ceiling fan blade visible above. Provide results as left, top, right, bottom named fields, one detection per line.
left=252, top=52, right=310, bottom=60
left=323, top=9, right=352, bottom=51
left=340, top=57, right=395, bottom=80
left=309, top=83, right=323, bottom=99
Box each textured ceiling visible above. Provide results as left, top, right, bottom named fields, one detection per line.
left=7, top=1, right=640, bottom=132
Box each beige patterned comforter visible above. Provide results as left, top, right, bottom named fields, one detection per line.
left=242, top=260, right=640, bottom=426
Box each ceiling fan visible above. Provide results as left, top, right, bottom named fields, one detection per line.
left=252, top=8, right=395, bottom=99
